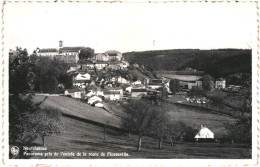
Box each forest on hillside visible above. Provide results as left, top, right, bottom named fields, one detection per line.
left=123, top=49, right=251, bottom=78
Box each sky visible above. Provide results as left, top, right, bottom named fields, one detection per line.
left=4, top=2, right=257, bottom=54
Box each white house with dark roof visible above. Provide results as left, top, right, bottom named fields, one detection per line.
left=74, top=73, right=91, bottom=80
left=64, top=88, right=82, bottom=98
left=131, top=89, right=147, bottom=98
left=103, top=91, right=121, bottom=100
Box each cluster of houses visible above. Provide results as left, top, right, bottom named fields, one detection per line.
left=64, top=69, right=172, bottom=107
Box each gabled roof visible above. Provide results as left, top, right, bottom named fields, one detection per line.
left=66, top=88, right=81, bottom=93
left=104, top=91, right=121, bottom=95
left=216, top=78, right=225, bottom=81
left=106, top=50, right=121, bottom=55
left=38, top=48, right=58, bottom=53
left=73, top=80, right=92, bottom=83
left=108, top=87, right=123, bottom=90
left=132, top=89, right=147, bottom=92
left=60, top=47, right=83, bottom=52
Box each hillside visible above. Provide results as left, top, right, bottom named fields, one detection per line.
left=24, top=116, right=250, bottom=159
left=33, top=95, right=123, bottom=127
left=123, top=49, right=251, bottom=78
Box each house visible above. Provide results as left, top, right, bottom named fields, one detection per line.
left=74, top=73, right=91, bottom=80
left=67, top=65, right=81, bottom=73
left=88, top=96, right=102, bottom=105
left=103, top=91, right=121, bottom=100
left=95, top=102, right=104, bottom=108
left=95, top=61, right=108, bottom=70
left=117, top=77, right=130, bottom=84
left=132, top=80, right=142, bottom=85
left=126, top=84, right=146, bottom=93
left=150, top=79, right=163, bottom=84
left=64, top=88, right=82, bottom=98
left=143, top=78, right=150, bottom=85
left=95, top=53, right=110, bottom=61
left=131, top=89, right=147, bottom=98
left=108, top=87, right=123, bottom=95
left=119, top=61, right=129, bottom=69
left=187, top=80, right=203, bottom=90
left=82, top=63, right=95, bottom=69
left=86, top=88, right=104, bottom=97
left=105, top=50, right=122, bottom=61
left=215, top=78, right=226, bottom=89
left=73, top=79, right=92, bottom=88
left=164, top=81, right=172, bottom=94
left=107, top=62, right=120, bottom=70
left=147, top=83, right=163, bottom=90
left=194, top=125, right=214, bottom=139
left=106, top=81, right=113, bottom=87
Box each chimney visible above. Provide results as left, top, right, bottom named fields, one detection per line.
left=201, top=124, right=204, bottom=129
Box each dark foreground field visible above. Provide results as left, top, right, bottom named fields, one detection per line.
left=23, top=116, right=251, bottom=159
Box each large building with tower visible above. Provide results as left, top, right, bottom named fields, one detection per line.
left=36, top=40, right=82, bottom=63
left=36, top=41, right=125, bottom=65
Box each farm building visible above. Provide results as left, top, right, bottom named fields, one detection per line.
left=103, top=91, right=121, bottom=100
left=194, top=125, right=214, bottom=139
left=131, top=89, right=147, bottom=98
left=64, top=88, right=82, bottom=99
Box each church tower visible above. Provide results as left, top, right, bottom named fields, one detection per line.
left=59, top=40, right=64, bottom=49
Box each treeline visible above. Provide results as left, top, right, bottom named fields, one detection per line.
left=123, top=49, right=251, bottom=78
left=9, top=48, right=64, bottom=153
left=10, top=50, right=72, bottom=95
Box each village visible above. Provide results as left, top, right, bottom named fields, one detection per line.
left=24, top=40, right=234, bottom=111
left=8, top=41, right=252, bottom=159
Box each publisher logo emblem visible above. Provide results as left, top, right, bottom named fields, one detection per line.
left=10, top=146, right=19, bottom=155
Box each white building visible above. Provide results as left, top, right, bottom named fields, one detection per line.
left=194, top=125, right=214, bottom=139
left=117, top=76, right=130, bottom=84
left=103, top=91, right=121, bottom=100
left=95, top=62, right=108, bottom=70
left=88, top=96, right=102, bottom=105
left=132, top=80, right=142, bottom=85
left=74, top=73, right=91, bottom=80
left=215, top=78, right=226, bottom=89
left=64, top=89, right=82, bottom=99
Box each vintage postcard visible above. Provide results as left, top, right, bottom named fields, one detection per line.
left=1, top=1, right=259, bottom=166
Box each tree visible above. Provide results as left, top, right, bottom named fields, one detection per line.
left=79, top=47, right=95, bottom=60
left=9, top=47, right=37, bottom=143
left=122, top=100, right=161, bottom=151
left=23, top=106, right=63, bottom=146
left=151, top=105, right=170, bottom=149
left=202, top=74, right=215, bottom=91
left=165, top=122, right=185, bottom=146
left=169, top=79, right=181, bottom=95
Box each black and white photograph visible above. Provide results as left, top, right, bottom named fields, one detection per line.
left=1, top=1, right=259, bottom=166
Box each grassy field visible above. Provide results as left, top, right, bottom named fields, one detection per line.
left=27, top=95, right=250, bottom=159
left=25, top=116, right=250, bottom=159
left=33, top=95, right=124, bottom=127
left=167, top=95, right=235, bottom=138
